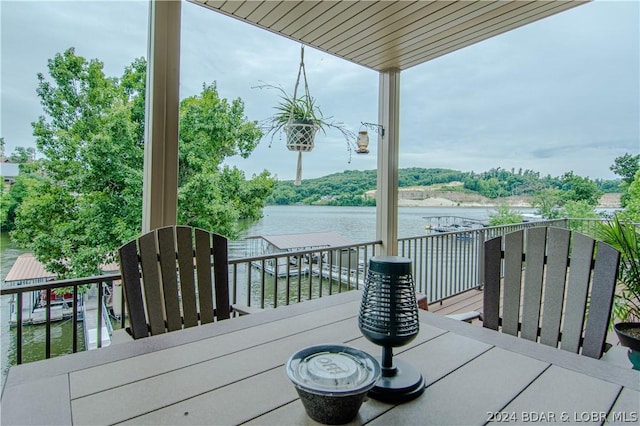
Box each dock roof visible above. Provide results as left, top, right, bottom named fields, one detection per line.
left=3, top=253, right=53, bottom=283
left=248, top=231, right=355, bottom=251
left=3, top=253, right=119, bottom=284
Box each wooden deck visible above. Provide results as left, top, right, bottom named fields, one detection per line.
left=425, top=288, right=484, bottom=322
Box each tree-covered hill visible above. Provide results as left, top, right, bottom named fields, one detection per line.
left=267, top=167, right=621, bottom=206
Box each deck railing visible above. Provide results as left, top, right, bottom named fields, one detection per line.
left=0, top=218, right=611, bottom=369
left=399, top=219, right=566, bottom=301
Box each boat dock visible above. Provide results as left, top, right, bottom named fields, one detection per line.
left=3, top=253, right=114, bottom=349
left=423, top=216, right=487, bottom=235
left=245, top=232, right=359, bottom=278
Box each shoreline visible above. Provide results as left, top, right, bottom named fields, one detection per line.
left=367, top=187, right=621, bottom=209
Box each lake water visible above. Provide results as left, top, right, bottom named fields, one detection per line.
left=239, top=204, right=514, bottom=241
left=0, top=205, right=533, bottom=384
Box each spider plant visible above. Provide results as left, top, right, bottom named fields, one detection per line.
left=254, top=83, right=355, bottom=150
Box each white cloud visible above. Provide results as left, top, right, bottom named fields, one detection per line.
left=1, top=0, right=638, bottom=181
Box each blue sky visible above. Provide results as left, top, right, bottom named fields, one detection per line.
left=2, top=0, right=638, bottom=181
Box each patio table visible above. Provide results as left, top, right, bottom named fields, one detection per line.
left=2, top=291, right=638, bottom=425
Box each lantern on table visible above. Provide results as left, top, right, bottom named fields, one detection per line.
left=358, top=256, right=425, bottom=403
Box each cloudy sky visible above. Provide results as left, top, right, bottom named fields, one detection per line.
left=2, top=0, right=638, bottom=182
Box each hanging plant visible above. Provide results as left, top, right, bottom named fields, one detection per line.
left=274, top=92, right=321, bottom=153
left=254, top=45, right=355, bottom=185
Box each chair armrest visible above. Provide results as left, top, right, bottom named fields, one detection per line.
left=231, top=304, right=264, bottom=316
left=110, top=328, right=135, bottom=344
left=446, top=311, right=482, bottom=323
left=600, top=345, right=634, bottom=368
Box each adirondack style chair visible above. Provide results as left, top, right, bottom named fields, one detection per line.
left=483, top=226, right=620, bottom=359
left=118, top=225, right=249, bottom=339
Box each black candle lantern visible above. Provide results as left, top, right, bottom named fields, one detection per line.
left=358, top=256, right=425, bottom=403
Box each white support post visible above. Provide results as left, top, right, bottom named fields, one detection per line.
left=376, top=70, right=401, bottom=256
left=142, top=0, right=181, bottom=232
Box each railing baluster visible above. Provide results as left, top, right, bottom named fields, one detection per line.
left=285, top=256, right=291, bottom=305
left=16, top=293, right=23, bottom=365
left=97, top=282, right=103, bottom=349
left=320, top=249, right=326, bottom=296
left=246, top=262, right=252, bottom=308
left=45, top=288, right=51, bottom=359
left=73, top=285, right=78, bottom=353
left=232, top=263, right=238, bottom=305
left=273, top=259, right=279, bottom=309
left=260, top=259, right=266, bottom=309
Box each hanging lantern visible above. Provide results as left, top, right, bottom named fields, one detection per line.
left=355, top=131, right=370, bottom=154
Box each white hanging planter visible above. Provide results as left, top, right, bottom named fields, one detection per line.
left=285, top=120, right=319, bottom=152
left=257, top=45, right=356, bottom=185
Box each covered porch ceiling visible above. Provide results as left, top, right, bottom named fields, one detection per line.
left=188, top=0, right=588, bottom=72
left=142, top=1, right=591, bottom=255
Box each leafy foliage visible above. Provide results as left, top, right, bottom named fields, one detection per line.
left=1, top=164, right=41, bottom=232
left=268, top=167, right=617, bottom=209
left=11, top=48, right=141, bottom=278
left=598, top=215, right=640, bottom=323
left=610, top=153, right=640, bottom=207
left=7, top=48, right=273, bottom=278
left=488, top=204, right=523, bottom=226
left=7, top=147, right=36, bottom=163
left=621, top=171, right=640, bottom=223
left=610, top=153, right=640, bottom=185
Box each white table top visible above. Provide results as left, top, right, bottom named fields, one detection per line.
left=2, top=291, right=638, bottom=425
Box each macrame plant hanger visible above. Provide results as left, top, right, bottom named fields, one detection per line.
left=285, top=45, right=318, bottom=186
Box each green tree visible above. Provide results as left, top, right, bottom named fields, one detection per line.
left=560, top=200, right=599, bottom=229
left=611, top=153, right=640, bottom=207
left=610, top=153, right=640, bottom=185
left=559, top=171, right=601, bottom=206
left=487, top=203, right=523, bottom=226
left=9, top=147, right=36, bottom=163
left=620, top=170, right=640, bottom=222
left=177, top=84, right=275, bottom=238
left=11, top=49, right=273, bottom=278
left=1, top=168, right=42, bottom=232
left=532, top=188, right=564, bottom=219
left=12, top=48, right=139, bottom=278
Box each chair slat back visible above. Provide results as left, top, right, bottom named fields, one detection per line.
left=118, top=240, right=148, bottom=339
left=520, top=227, right=546, bottom=341
left=539, top=227, right=570, bottom=348
left=560, top=232, right=594, bottom=353
left=483, top=236, right=502, bottom=331
left=195, top=228, right=215, bottom=324
left=157, top=227, right=182, bottom=332
left=176, top=226, right=198, bottom=328
left=139, top=231, right=166, bottom=336
left=482, top=226, right=620, bottom=359
left=118, top=225, right=231, bottom=339
left=502, top=230, right=524, bottom=336
left=582, top=242, right=619, bottom=358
